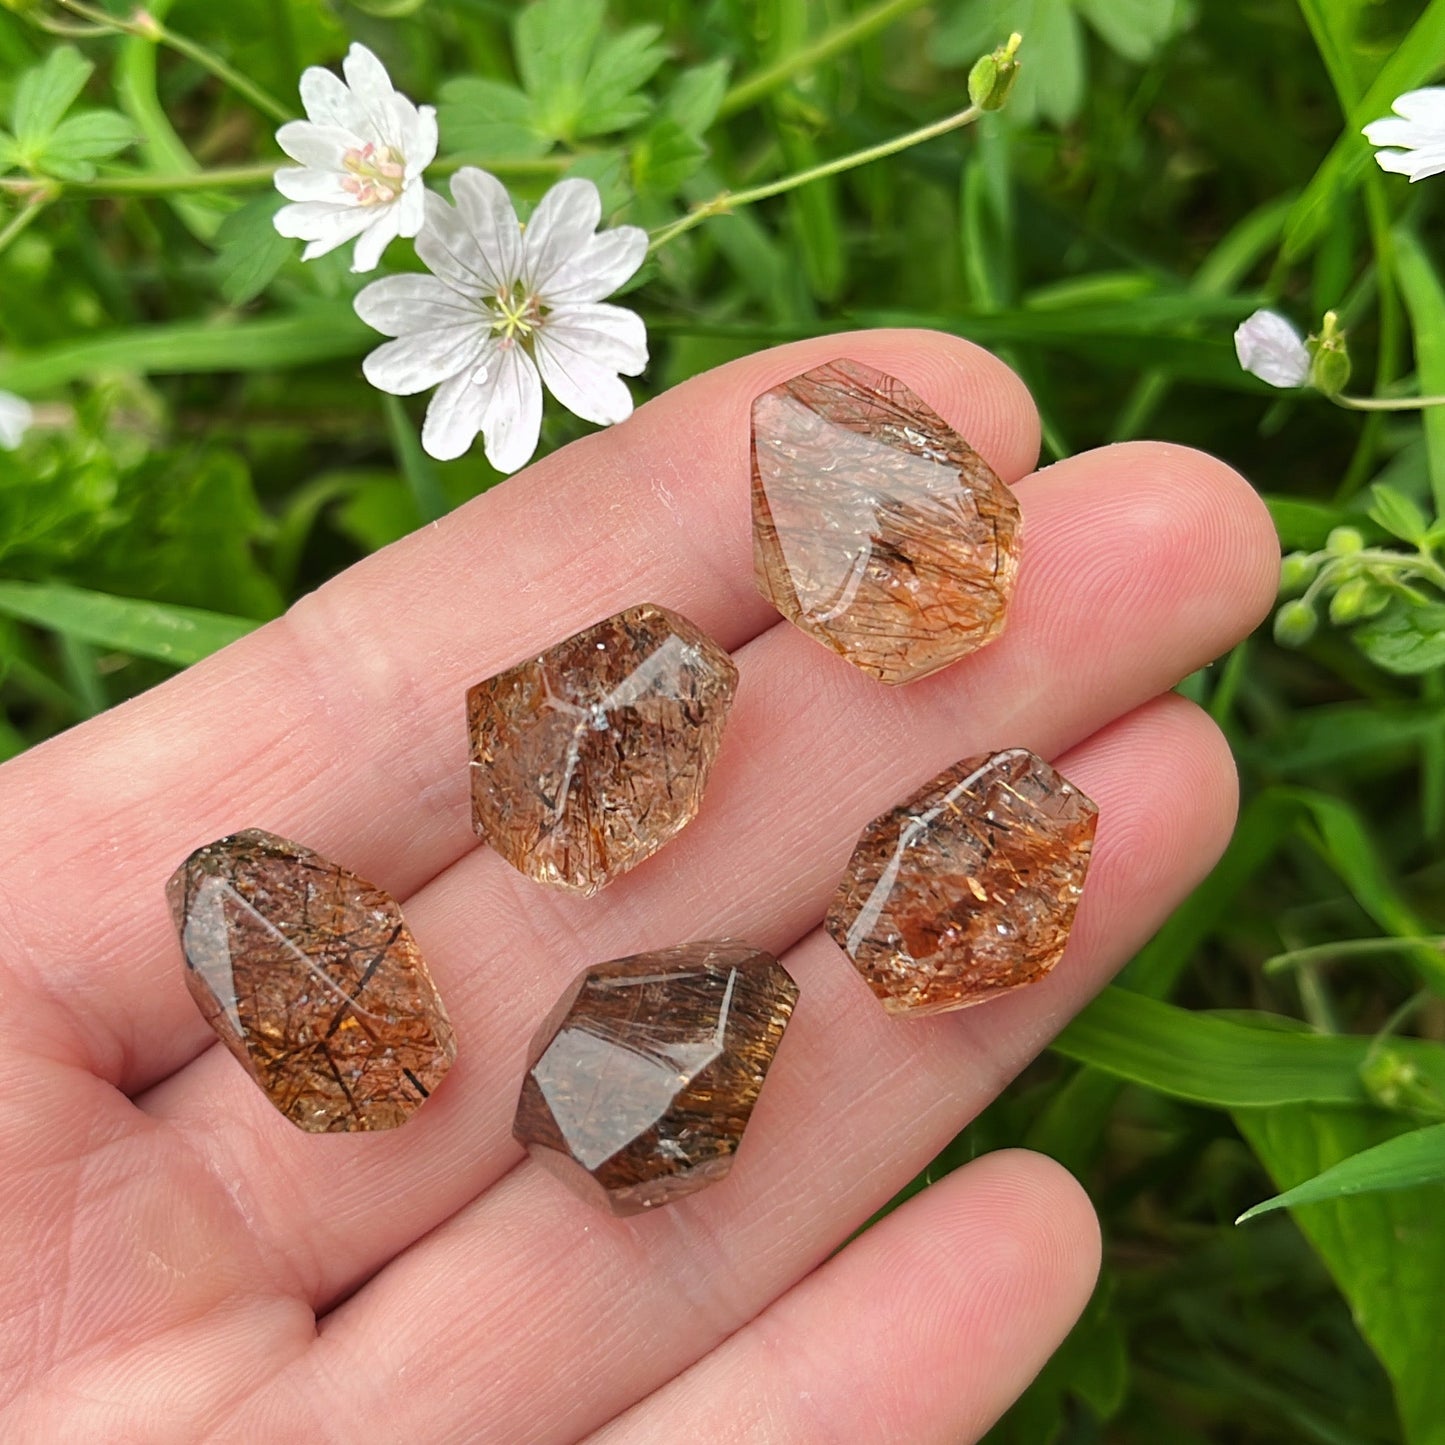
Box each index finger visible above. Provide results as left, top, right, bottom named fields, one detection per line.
left=0, top=330, right=1039, bottom=1092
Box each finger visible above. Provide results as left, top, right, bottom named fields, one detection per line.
left=227, top=697, right=1240, bottom=1443
left=592, top=1151, right=1100, bottom=1445
left=141, top=440, right=1275, bottom=1312
left=0, top=330, right=1038, bottom=1092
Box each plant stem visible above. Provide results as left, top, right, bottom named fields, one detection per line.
left=53, top=0, right=292, bottom=124
left=719, top=0, right=931, bottom=119
left=648, top=103, right=983, bottom=252
left=0, top=193, right=53, bottom=257
left=1333, top=392, right=1445, bottom=411
left=1263, top=936, right=1445, bottom=975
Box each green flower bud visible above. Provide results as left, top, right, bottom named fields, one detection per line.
left=1329, top=577, right=1374, bottom=625
left=968, top=32, right=1022, bottom=112
left=1278, top=552, right=1319, bottom=595
left=1361, top=1047, right=1445, bottom=1118
left=1306, top=310, right=1351, bottom=398
left=1326, top=525, right=1365, bottom=556
left=1273, top=598, right=1318, bottom=647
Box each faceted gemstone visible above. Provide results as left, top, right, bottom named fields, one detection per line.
left=467, top=603, right=738, bottom=897
left=751, top=357, right=1021, bottom=685
left=167, top=830, right=456, bottom=1131
left=827, top=749, right=1097, bottom=1016
left=513, top=940, right=798, bottom=1215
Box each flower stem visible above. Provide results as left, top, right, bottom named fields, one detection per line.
left=648, top=102, right=984, bottom=252
left=0, top=192, right=53, bottom=257
left=1263, top=935, right=1445, bottom=975
left=1333, top=392, right=1445, bottom=411
left=719, top=0, right=932, bottom=119
left=52, top=0, right=292, bottom=124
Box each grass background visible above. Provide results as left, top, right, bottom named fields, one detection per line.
left=2, top=0, right=1444, bottom=1439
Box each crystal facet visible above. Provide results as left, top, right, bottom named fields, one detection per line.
left=467, top=603, right=738, bottom=896
left=513, top=940, right=798, bottom=1215
left=167, top=829, right=456, bottom=1131
left=752, top=357, right=1021, bottom=685
left=827, top=749, right=1097, bottom=1016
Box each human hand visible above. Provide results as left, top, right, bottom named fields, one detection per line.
left=0, top=331, right=1277, bottom=1443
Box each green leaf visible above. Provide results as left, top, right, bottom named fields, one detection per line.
left=12, top=46, right=92, bottom=148
left=515, top=0, right=605, bottom=142
left=213, top=192, right=292, bottom=305
left=0, top=582, right=255, bottom=665
left=631, top=117, right=707, bottom=196
left=1266, top=495, right=1349, bottom=550
left=564, top=150, right=630, bottom=216
left=1075, top=0, right=1180, bottom=62
left=1053, top=987, right=1445, bottom=1108
left=1367, top=483, right=1430, bottom=546
left=1239, top=1122, right=1445, bottom=1222
left=665, top=58, right=730, bottom=138
left=576, top=24, right=665, bottom=135
left=436, top=78, right=551, bottom=160
left=1356, top=604, right=1445, bottom=676
left=38, top=110, right=137, bottom=180
left=1235, top=1108, right=1445, bottom=1445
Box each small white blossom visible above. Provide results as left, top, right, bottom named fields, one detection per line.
left=1363, top=89, right=1445, bottom=183
left=1235, top=309, right=1310, bottom=389
left=0, top=391, right=32, bottom=449
left=273, top=43, right=437, bottom=273
left=355, top=167, right=649, bottom=472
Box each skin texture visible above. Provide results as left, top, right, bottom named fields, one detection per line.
left=0, top=330, right=1279, bottom=1443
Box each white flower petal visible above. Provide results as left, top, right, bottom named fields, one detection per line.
left=533, top=334, right=635, bottom=427
left=1362, top=116, right=1421, bottom=149
left=274, top=165, right=350, bottom=203
left=396, top=177, right=427, bottom=238
left=354, top=274, right=478, bottom=336
left=522, top=178, right=603, bottom=294
left=0, top=390, right=33, bottom=450
left=414, top=189, right=493, bottom=298
left=1364, top=89, right=1445, bottom=182
left=1375, top=147, right=1445, bottom=182
left=451, top=168, right=523, bottom=293
left=349, top=208, right=404, bottom=274
left=363, top=326, right=488, bottom=395
left=1234, top=309, right=1310, bottom=389
left=543, top=303, right=648, bottom=374
left=275, top=199, right=373, bottom=247
left=477, top=344, right=543, bottom=473
left=275, top=120, right=356, bottom=170
left=421, top=368, right=490, bottom=462
left=341, top=43, right=396, bottom=107
left=298, top=64, right=364, bottom=132
left=540, top=225, right=648, bottom=305
left=394, top=99, right=438, bottom=175
left=1392, top=87, right=1445, bottom=126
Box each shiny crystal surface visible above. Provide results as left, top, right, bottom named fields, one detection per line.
left=166, top=829, right=456, bottom=1131
left=467, top=603, right=738, bottom=896
left=513, top=940, right=798, bottom=1215
left=827, top=749, right=1097, bottom=1016
left=751, top=357, right=1021, bottom=685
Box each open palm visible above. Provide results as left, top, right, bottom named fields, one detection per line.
left=0, top=331, right=1276, bottom=1443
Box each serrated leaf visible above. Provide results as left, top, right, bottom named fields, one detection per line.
left=1075, top=0, right=1180, bottom=62
left=631, top=116, right=707, bottom=196
left=437, top=77, right=550, bottom=160
left=1238, top=1122, right=1445, bottom=1222
left=575, top=25, right=666, bottom=136
left=515, top=0, right=605, bottom=139
left=1356, top=603, right=1445, bottom=675
left=564, top=150, right=630, bottom=216
left=40, top=110, right=136, bottom=171
left=665, top=59, right=730, bottom=137
left=12, top=46, right=92, bottom=148
left=1367, top=483, right=1430, bottom=546
left=214, top=192, right=292, bottom=305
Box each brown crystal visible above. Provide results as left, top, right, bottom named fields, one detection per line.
left=751, top=357, right=1021, bottom=685
left=513, top=940, right=798, bottom=1215
left=826, top=749, right=1097, bottom=1016
left=467, top=603, right=738, bottom=897
left=166, top=829, right=456, bottom=1131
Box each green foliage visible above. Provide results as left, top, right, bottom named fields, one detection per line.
left=4, top=0, right=1445, bottom=1438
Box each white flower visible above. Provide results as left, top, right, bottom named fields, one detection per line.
left=354, top=168, right=649, bottom=472
left=1363, top=89, right=1445, bottom=182
left=0, top=390, right=32, bottom=449
left=1234, top=309, right=1310, bottom=389
left=273, top=43, right=437, bottom=274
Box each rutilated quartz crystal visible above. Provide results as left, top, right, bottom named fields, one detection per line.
left=751, top=357, right=1021, bottom=685
left=827, top=749, right=1097, bottom=1016
left=467, top=603, right=738, bottom=896
left=513, top=940, right=798, bottom=1215
left=167, top=829, right=456, bottom=1131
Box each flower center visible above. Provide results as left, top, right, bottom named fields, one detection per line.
left=489, top=283, right=544, bottom=344
left=341, top=143, right=405, bottom=206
